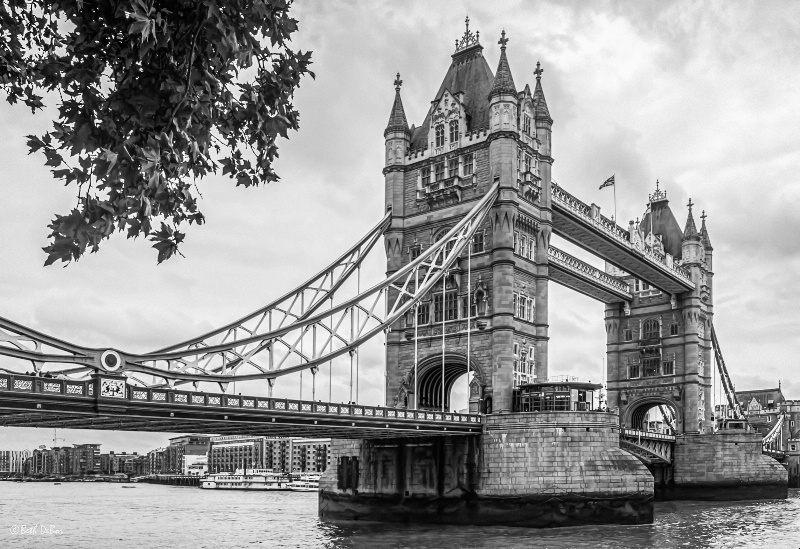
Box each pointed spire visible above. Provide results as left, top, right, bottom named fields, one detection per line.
left=489, top=30, right=516, bottom=98
left=385, top=72, right=410, bottom=137
left=699, top=210, right=713, bottom=250
left=683, top=198, right=700, bottom=240
left=532, top=61, right=552, bottom=123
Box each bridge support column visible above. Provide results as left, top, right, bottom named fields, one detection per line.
left=320, top=411, right=654, bottom=528
left=662, top=431, right=788, bottom=500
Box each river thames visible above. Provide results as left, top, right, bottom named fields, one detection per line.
left=1, top=483, right=798, bottom=548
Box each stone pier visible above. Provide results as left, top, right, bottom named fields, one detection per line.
left=660, top=431, right=788, bottom=500
left=319, top=411, right=654, bottom=528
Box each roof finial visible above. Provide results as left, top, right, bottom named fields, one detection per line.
left=655, top=179, right=660, bottom=191
left=454, top=15, right=480, bottom=52
left=700, top=209, right=707, bottom=223
left=498, top=30, right=508, bottom=50
left=394, top=72, right=402, bottom=92
left=687, top=197, right=694, bottom=212
left=534, top=61, right=543, bottom=80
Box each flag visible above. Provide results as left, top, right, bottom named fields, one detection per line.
left=599, top=175, right=615, bottom=190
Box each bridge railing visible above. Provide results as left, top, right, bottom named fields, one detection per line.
left=621, top=428, right=676, bottom=442
left=0, top=373, right=482, bottom=426
left=547, top=246, right=632, bottom=297
left=550, top=181, right=693, bottom=286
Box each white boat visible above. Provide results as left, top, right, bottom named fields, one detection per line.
left=201, top=468, right=290, bottom=491
left=288, top=473, right=320, bottom=492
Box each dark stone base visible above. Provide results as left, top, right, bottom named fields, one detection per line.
left=319, top=490, right=654, bottom=529
left=655, top=482, right=788, bottom=502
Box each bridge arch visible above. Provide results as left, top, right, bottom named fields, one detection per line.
left=625, top=396, right=681, bottom=435
left=396, top=353, right=487, bottom=413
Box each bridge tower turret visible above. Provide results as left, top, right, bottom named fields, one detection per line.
left=606, top=188, right=715, bottom=435
left=381, top=20, right=552, bottom=414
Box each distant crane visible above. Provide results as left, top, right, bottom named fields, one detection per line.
left=52, top=428, right=65, bottom=447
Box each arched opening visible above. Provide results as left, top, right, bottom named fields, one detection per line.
left=411, top=354, right=484, bottom=413
left=628, top=399, right=678, bottom=435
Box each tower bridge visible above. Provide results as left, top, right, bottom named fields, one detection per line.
left=0, top=18, right=790, bottom=529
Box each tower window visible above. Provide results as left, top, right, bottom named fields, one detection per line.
left=417, top=303, right=429, bottom=325
left=434, top=163, right=444, bottom=181
left=449, top=120, right=459, bottom=142
left=513, top=231, right=520, bottom=254
left=642, top=319, right=660, bottom=340
left=435, top=125, right=445, bottom=147
left=448, top=158, right=459, bottom=178
left=520, top=235, right=528, bottom=259
left=433, top=291, right=459, bottom=322
left=421, top=167, right=430, bottom=187
left=522, top=114, right=529, bottom=135
left=463, top=154, right=474, bottom=176
left=623, top=324, right=633, bottom=341
left=527, top=237, right=535, bottom=260
left=409, top=245, right=421, bottom=260
left=670, top=321, right=679, bottom=336
left=471, top=231, right=485, bottom=253
left=629, top=362, right=640, bottom=379
left=662, top=357, right=674, bottom=375
left=643, top=358, right=660, bottom=377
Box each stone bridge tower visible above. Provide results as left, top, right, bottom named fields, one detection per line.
left=383, top=21, right=553, bottom=414
left=605, top=185, right=715, bottom=434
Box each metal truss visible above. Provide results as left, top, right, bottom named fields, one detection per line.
left=762, top=412, right=785, bottom=454
left=0, top=184, right=498, bottom=389
left=0, top=210, right=390, bottom=383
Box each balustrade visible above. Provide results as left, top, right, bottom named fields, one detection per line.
left=548, top=246, right=631, bottom=295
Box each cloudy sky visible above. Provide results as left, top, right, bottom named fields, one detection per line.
left=1, top=1, right=798, bottom=452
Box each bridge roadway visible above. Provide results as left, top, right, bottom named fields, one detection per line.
left=0, top=374, right=481, bottom=439
left=550, top=181, right=695, bottom=295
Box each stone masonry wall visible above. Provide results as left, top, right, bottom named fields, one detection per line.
left=673, top=432, right=788, bottom=487
left=479, top=412, right=653, bottom=498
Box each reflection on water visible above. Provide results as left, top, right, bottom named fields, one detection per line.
left=0, top=483, right=798, bottom=548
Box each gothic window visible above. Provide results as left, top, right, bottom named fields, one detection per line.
left=445, top=291, right=458, bottom=321
left=523, top=154, right=532, bottom=173
left=662, top=355, right=675, bottom=375
left=513, top=293, right=532, bottom=321
left=448, top=157, right=459, bottom=178
left=642, top=319, right=660, bottom=340
left=434, top=162, right=445, bottom=182
left=513, top=231, right=520, bottom=254
left=523, top=114, right=531, bottom=135
left=526, top=298, right=534, bottom=321
left=520, top=234, right=528, bottom=258
left=421, top=167, right=430, bottom=186
left=527, top=346, right=536, bottom=376
left=623, top=323, right=633, bottom=341
left=670, top=320, right=679, bottom=336
left=463, top=154, right=474, bottom=176
left=449, top=120, right=459, bottom=142
left=517, top=294, right=526, bottom=319
left=643, top=358, right=660, bottom=377
left=698, top=318, right=706, bottom=339
left=527, top=237, right=535, bottom=260
left=416, top=303, right=429, bottom=325
left=433, top=291, right=458, bottom=322
left=435, top=125, right=445, bottom=147
left=471, top=230, right=485, bottom=253
left=628, top=362, right=640, bottom=379
left=409, top=244, right=421, bottom=260
left=444, top=238, right=455, bottom=256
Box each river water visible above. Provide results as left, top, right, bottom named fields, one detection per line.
left=0, top=483, right=798, bottom=548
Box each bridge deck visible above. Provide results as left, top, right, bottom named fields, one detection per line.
left=551, top=183, right=694, bottom=294
left=548, top=245, right=632, bottom=303
left=0, top=374, right=481, bottom=439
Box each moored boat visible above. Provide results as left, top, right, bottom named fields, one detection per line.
left=201, top=468, right=290, bottom=491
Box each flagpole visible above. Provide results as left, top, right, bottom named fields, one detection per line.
left=613, top=174, right=617, bottom=225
